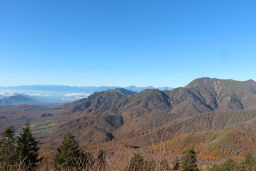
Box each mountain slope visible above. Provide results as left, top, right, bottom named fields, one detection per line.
left=151, top=110, right=256, bottom=160
left=53, top=78, right=256, bottom=144
left=56, top=88, right=135, bottom=142
left=72, top=88, right=135, bottom=114
left=186, top=77, right=256, bottom=111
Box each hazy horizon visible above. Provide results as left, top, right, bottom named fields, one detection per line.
left=0, top=77, right=254, bottom=88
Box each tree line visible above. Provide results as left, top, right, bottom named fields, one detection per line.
left=0, top=122, right=200, bottom=171
left=1, top=122, right=255, bottom=171
left=0, top=122, right=103, bottom=170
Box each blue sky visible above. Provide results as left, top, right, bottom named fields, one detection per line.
left=0, top=0, right=255, bottom=87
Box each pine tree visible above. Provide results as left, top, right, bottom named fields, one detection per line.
left=16, top=122, right=40, bottom=170
left=0, top=128, right=16, bottom=170
left=54, top=133, right=92, bottom=170
left=182, top=148, right=199, bottom=171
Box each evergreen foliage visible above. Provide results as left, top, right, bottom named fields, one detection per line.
left=16, top=122, right=40, bottom=170
left=54, top=133, right=92, bottom=170
left=182, top=148, right=199, bottom=171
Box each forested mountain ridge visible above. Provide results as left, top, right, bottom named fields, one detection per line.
left=54, top=77, right=256, bottom=145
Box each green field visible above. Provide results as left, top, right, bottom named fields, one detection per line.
left=31, top=120, right=57, bottom=134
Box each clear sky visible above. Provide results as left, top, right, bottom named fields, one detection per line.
left=0, top=0, right=255, bottom=87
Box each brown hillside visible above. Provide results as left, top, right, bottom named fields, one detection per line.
left=54, top=78, right=256, bottom=145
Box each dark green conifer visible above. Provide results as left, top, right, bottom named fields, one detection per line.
left=16, top=122, right=40, bottom=170
left=54, top=133, right=92, bottom=169
left=182, top=148, right=199, bottom=171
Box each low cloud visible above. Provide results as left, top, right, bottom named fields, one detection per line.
left=64, top=93, right=90, bottom=97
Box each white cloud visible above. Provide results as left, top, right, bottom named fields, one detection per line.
left=27, top=93, right=52, bottom=97
left=64, top=93, right=90, bottom=97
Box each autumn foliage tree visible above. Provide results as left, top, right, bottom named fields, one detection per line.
left=0, top=128, right=16, bottom=170
left=128, top=153, right=144, bottom=171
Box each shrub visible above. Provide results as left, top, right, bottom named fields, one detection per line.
left=128, top=153, right=144, bottom=171
left=211, top=154, right=256, bottom=171
left=172, top=158, right=180, bottom=170
left=95, top=149, right=106, bottom=170
left=210, top=159, right=237, bottom=171
left=238, top=153, right=256, bottom=171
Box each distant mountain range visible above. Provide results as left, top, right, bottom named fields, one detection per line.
left=0, top=85, right=172, bottom=103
